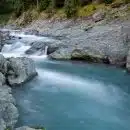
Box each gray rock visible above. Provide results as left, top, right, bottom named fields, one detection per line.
left=0, top=54, right=8, bottom=74
left=26, top=41, right=61, bottom=55
left=0, top=85, right=19, bottom=129
left=126, top=50, right=130, bottom=72
left=49, top=25, right=129, bottom=66
left=25, top=41, right=47, bottom=55
left=92, top=10, right=105, bottom=22
left=49, top=47, right=72, bottom=60
left=0, top=72, right=6, bottom=85
left=0, top=119, right=6, bottom=130
left=24, top=29, right=39, bottom=35
left=7, top=57, right=37, bottom=86
left=15, top=126, right=42, bottom=130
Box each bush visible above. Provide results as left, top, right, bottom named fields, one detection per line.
left=64, top=0, right=80, bottom=18
left=124, top=0, right=130, bottom=4
left=38, top=0, right=51, bottom=11
left=50, top=0, right=65, bottom=8
left=104, top=0, right=113, bottom=4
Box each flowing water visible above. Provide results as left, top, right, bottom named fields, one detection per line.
left=2, top=31, right=130, bottom=130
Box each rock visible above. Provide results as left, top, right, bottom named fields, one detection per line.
left=25, top=41, right=47, bottom=55
left=0, top=85, right=19, bottom=129
left=71, top=48, right=105, bottom=62
left=7, top=57, right=37, bottom=86
left=126, top=50, right=130, bottom=72
left=0, top=54, right=8, bottom=74
left=111, top=2, right=124, bottom=8
left=15, top=126, right=43, bottom=130
left=0, top=119, right=6, bottom=130
left=92, top=10, right=105, bottom=22
left=50, top=25, right=129, bottom=66
left=49, top=47, right=72, bottom=60
left=0, top=31, right=11, bottom=51
left=24, top=29, right=39, bottom=35
left=25, top=41, right=61, bottom=55
left=0, top=72, right=6, bottom=85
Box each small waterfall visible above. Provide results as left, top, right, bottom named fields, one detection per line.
left=44, top=46, right=48, bottom=55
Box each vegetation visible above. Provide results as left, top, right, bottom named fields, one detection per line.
left=0, top=0, right=129, bottom=24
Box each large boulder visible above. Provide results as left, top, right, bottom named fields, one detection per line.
left=0, top=85, right=19, bottom=130
left=25, top=41, right=47, bottom=55
left=49, top=25, right=129, bottom=66
left=7, top=57, right=37, bottom=86
left=25, top=41, right=61, bottom=55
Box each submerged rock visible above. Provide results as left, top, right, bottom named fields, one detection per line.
left=7, top=57, right=37, bottom=86
left=15, top=126, right=43, bottom=130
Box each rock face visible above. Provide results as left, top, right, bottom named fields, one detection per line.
left=7, top=57, right=37, bottom=86
left=15, top=126, right=42, bottom=130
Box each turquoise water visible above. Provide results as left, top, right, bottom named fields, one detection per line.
left=14, top=59, right=130, bottom=130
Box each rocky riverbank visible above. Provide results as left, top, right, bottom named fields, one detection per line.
left=0, top=50, right=37, bottom=130
left=23, top=17, right=130, bottom=69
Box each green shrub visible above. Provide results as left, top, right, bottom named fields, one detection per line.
left=38, top=0, right=51, bottom=11
left=124, top=0, right=130, bottom=4
left=64, top=0, right=80, bottom=18
left=104, top=0, right=113, bottom=4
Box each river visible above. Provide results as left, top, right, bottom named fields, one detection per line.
left=2, top=31, right=130, bottom=130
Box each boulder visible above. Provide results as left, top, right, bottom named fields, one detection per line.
left=49, top=25, right=129, bottom=66
left=15, top=126, right=43, bottom=130
left=25, top=41, right=47, bottom=55
left=92, top=10, right=105, bottom=22
left=7, top=57, right=37, bottom=86
left=25, top=41, right=61, bottom=55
